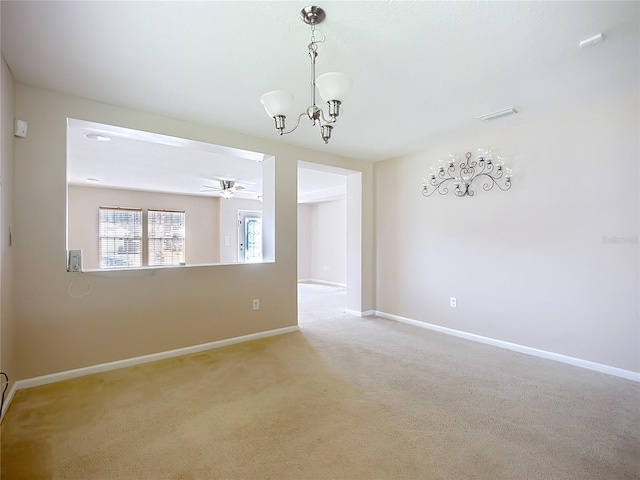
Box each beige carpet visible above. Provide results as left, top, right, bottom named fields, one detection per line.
left=1, top=282, right=639, bottom=479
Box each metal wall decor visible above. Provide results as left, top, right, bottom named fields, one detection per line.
left=422, top=149, right=513, bottom=197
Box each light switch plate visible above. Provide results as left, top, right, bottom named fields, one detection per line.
left=14, top=119, right=28, bottom=138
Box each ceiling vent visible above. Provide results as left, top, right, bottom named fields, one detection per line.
left=579, top=33, right=604, bottom=49
left=476, top=107, right=519, bottom=121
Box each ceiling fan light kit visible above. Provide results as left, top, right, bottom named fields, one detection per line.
left=260, top=5, right=352, bottom=144
left=201, top=179, right=255, bottom=199
left=422, top=149, right=513, bottom=198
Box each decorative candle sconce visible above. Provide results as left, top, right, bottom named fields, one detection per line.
left=422, top=149, right=512, bottom=197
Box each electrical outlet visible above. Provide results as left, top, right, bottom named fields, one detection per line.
left=68, top=250, right=82, bottom=272
left=252, top=299, right=260, bottom=310
left=450, top=297, right=457, bottom=308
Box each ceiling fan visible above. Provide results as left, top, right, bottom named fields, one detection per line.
left=201, top=179, right=255, bottom=199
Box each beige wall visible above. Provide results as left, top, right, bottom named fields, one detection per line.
left=1, top=56, right=16, bottom=392
left=4, top=81, right=636, bottom=382
left=375, top=93, right=640, bottom=373
left=298, top=199, right=347, bottom=285
left=12, top=85, right=374, bottom=380
left=68, top=185, right=221, bottom=269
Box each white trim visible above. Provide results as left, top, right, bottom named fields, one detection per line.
left=375, top=311, right=640, bottom=382
left=0, top=382, right=18, bottom=423
left=11, top=326, right=299, bottom=392
left=298, top=184, right=346, bottom=204
left=304, top=279, right=347, bottom=288
left=345, top=309, right=375, bottom=317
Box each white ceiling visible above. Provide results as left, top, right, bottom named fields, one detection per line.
left=2, top=1, right=639, bottom=164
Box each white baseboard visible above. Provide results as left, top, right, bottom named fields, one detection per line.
left=4, top=326, right=299, bottom=415
left=345, top=309, right=375, bottom=317
left=375, top=311, right=640, bottom=382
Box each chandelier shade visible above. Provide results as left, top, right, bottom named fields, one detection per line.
left=259, top=90, right=294, bottom=117
left=316, top=72, right=352, bottom=102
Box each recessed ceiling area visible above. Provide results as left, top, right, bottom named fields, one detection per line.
left=4, top=2, right=638, bottom=162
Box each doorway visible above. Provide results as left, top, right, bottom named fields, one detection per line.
left=297, top=161, right=362, bottom=317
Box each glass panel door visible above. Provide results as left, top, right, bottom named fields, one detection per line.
left=238, top=210, right=262, bottom=263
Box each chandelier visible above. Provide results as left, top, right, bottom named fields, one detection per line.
left=260, top=6, right=352, bottom=144
left=422, top=149, right=513, bottom=197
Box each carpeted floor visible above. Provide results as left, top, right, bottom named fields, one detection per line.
left=1, top=282, right=639, bottom=479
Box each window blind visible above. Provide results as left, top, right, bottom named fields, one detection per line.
left=99, top=207, right=142, bottom=268
left=148, top=209, right=186, bottom=266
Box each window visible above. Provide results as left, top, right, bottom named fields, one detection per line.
left=148, top=209, right=186, bottom=266
left=99, top=207, right=142, bottom=268
left=98, top=207, right=185, bottom=269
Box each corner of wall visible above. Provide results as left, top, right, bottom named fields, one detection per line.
left=1, top=52, right=17, bottom=413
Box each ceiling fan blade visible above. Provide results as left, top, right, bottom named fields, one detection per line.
left=201, top=184, right=222, bottom=190
left=207, top=176, right=257, bottom=186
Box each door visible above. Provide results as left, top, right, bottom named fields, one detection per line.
left=238, top=210, right=262, bottom=263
